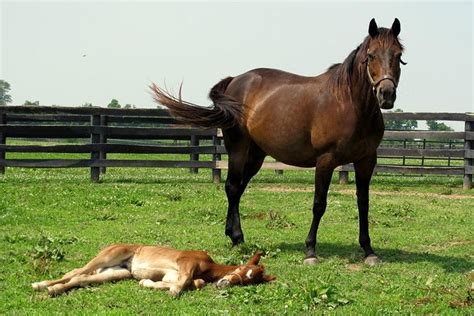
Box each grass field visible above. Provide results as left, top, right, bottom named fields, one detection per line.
left=0, top=165, right=473, bottom=314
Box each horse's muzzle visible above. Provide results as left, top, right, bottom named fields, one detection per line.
left=376, top=81, right=396, bottom=110
left=216, top=278, right=231, bottom=289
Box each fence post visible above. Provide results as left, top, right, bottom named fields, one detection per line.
left=190, top=135, right=199, bottom=174
left=421, top=139, right=426, bottom=166
left=212, top=131, right=222, bottom=184
left=100, top=115, right=107, bottom=175
left=90, top=114, right=101, bottom=182
left=402, top=139, right=407, bottom=166
left=447, top=139, right=452, bottom=167
left=338, top=168, right=349, bottom=184
left=0, top=112, right=6, bottom=175
left=463, top=118, right=473, bottom=190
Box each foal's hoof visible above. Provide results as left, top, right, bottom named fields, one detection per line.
left=303, top=257, right=319, bottom=265
left=139, top=279, right=154, bottom=288
left=32, top=281, right=48, bottom=291
left=47, top=284, right=63, bottom=296
left=364, top=254, right=381, bottom=266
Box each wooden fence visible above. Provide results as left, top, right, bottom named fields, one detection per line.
left=0, top=106, right=473, bottom=189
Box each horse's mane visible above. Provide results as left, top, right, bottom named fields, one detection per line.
left=327, top=28, right=404, bottom=100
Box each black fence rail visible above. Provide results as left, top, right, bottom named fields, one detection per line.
left=0, top=106, right=223, bottom=182
left=0, top=106, right=473, bottom=189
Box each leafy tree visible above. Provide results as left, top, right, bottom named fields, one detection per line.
left=82, top=102, right=93, bottom=107
left=0, top=80, right=12, bottom=105
left=426, top=120, right=453, bottom=131
left=107, top=99, right=121, bottom=109
left=124, top=104, right=135, bottom=109
left=23, top=100, right=40, bottom=106
left=384, top=108, right=418, bottom=130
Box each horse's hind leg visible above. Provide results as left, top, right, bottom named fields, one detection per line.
left=32, top=244, right=136, bottom=291
left=32, top=269, right=82, bottom=290
left=354, top=153, right=380, bottom=266
left=223, top=133, right=266, bottom=245
left=47, top=268, right=132, bottom=296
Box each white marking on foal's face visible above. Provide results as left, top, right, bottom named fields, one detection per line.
left=246, top=269, right=253, bottom=279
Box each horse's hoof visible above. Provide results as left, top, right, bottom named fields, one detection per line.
left=364, top=254, right=381, bottom=266
left=230, top=236, right=244, bottom=246
left=303, top=257, right=319, bottom=265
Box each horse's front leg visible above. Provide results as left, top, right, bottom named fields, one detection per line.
left=304, top=155, right=336, bottom=264
left=354, top=153, right=380, bottom=266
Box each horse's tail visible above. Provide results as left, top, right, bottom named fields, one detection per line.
left=150, top=77, right=244, bottom=129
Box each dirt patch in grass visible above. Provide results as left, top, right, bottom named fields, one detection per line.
left=345, top=263, right=363, bottom=272
left=423, top=240, right=473, bottom=252
left=257, top=186, right=473, bottom=200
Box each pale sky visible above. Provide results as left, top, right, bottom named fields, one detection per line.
left=1, top=1, right=473, bottom=129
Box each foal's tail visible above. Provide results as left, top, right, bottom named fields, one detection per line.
left=150, top=77, right=245, bottom=129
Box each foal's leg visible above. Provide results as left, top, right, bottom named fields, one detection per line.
left=140, top=279, right=205, bottom=291
left=167, top=260, right=198, bottom=296
left=140, top=261, right=200, bottom=296
left=47, top=268, right=132, bottom=296
left=304, top=155, right=337, bottom=264
left=32, top=244, right=136, bottom=290
left=32, top=268, right=82, bottom=290
left=354, top=153, right=380, bottom=266
left=223, top=133, right=266, bottom=245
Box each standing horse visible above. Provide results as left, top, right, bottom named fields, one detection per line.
left=151, top=19, right=405, bottom=265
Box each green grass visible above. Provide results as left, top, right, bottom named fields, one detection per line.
left=0, top=165, right=473, bottom=314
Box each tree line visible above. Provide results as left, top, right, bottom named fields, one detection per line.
left=1, top=80, right=135, bottom=109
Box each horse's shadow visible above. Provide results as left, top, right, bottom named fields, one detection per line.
left=277, top=242, right=472, bottom=273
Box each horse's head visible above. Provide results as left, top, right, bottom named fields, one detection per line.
left=216, top=251, right=276, bottom=288
left=365, top=18, right=405, bottom=110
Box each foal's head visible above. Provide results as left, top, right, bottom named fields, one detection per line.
left=364, top=18, right=405, bottom=109
left=216, top=251, right=276, bottom=288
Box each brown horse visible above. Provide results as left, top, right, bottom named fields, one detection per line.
left=151, top=18, right=405, bottom=265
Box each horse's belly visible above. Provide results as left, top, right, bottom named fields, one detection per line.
left=130, top=256, right=178, bottom=281
left=251, top=133, right=317, bottom=167
left=131, top=265, right=177, bottom=281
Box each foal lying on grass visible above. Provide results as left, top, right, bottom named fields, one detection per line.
left=32, top=244, right=275, bottom=297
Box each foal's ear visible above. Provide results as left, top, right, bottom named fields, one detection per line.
left=247, top=251, right=264, bottom=265
left=391, top=18, right=401, bottom=37
left=368, top=18, right=379, bottom=38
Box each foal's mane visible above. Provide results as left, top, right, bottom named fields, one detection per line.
left=327, top=28, right=404, bottom=99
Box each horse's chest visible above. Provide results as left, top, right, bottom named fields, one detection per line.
left=339, top=131, right=383, bottom=162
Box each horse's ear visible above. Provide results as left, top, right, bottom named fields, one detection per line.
left=391, top=18, right=401, bottom=37
left=368, top=18, right=379, bottom=38
left=263, top=275, right=276, bottom=282
left=247, top=251, right=264, bottom=265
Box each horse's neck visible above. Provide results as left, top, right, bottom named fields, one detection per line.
left=349, top=63, right=379, bottom=117
left=204, top=263, right=238, bottom=281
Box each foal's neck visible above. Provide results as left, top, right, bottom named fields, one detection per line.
left=205, top=263, right=239, bottom=281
